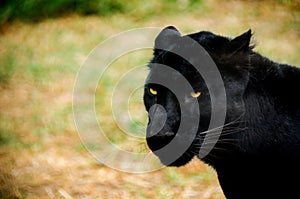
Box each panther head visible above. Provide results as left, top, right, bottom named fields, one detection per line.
left=144, top=26, right=252, bottom=166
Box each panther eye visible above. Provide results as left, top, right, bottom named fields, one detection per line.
left=149, top=88, right=157, bottom=95
left=191, top=91, right=201, bottom=98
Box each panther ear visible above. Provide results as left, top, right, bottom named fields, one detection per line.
left=225, top=29, right=252, bottom=56
left=154, top=26, right=181, bottom=55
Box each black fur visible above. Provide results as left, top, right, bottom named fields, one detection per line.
left=144, top=26, right=300, bottom=198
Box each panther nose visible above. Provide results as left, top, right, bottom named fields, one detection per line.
left=146, top=104, right=176, bottom=151
left=146, top=104, right=167, bottom=138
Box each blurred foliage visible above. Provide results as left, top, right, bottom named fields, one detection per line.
left=1, top=0, right=299, bottom=26
left=0, top=50, right=15, bottom=85
left=0, top=168, right=24, bottom=199
left=0, top=0, right=204, bottom=24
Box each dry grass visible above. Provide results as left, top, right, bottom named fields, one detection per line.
left=0, top=0, right=299, bottom=199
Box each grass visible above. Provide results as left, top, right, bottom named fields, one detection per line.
left=0, top=48, right=16, bottom=85
left=0, top=0, right=300, bottom=198
left=0, top=168, right=25, bottom=199
left=0, top=0, right=205, bottom=26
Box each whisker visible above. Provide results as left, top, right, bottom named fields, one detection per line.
left=187, top=151, right=195, bottom=158
left=198, top=145, right=235, bottom=157
left=201, top=141, right=237, bottom=147
left=196, top=148, right=221, bottom=161
left=193, top=139, right=237, bottom=148
left=199, top=116, right=245, bottom=135
left=206, top=129, right=239, bottom=137
left=204, top=146, right=234, bottom=153
left=205, top=127, right=248, bottom=138
left=205, top=138, right=238, bottom=142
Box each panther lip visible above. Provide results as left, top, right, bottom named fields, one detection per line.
left=164, top=131, right=175, bottom=136
left=147, top=130, right=175, bottom=138
left=146, top=131, right=176, bottom=151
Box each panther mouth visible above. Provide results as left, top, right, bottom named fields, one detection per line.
left=146, top=131, right=198, bottom=167
left=146, top=131, right=175, bottom=152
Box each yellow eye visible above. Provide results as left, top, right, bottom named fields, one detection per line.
left=191, top=91, right=201, bottom=98
left=149, top=88, right=157, bottom=95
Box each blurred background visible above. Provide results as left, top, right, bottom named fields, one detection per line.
left=0, top=0, right=299, bottom=198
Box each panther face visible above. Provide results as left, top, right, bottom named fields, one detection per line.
left=144, top=26, right=252, bottom=166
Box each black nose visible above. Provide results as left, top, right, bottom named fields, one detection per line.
left=146, top=104, right=177, bottom=151
left=146, top=104, right=167, bottom=137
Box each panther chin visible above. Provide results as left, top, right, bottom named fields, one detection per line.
left=158, top=151, right=196, bottom=167
left=147, top=136, right=198, bottom=167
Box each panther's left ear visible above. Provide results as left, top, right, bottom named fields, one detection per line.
left=154, top=26, right=181, bottom=55
left=226, top=29, right=252, bottom=56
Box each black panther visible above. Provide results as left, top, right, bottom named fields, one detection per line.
left=144, top=26, right=300, bottom=199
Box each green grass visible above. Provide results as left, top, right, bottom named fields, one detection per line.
left=0, top=0, right=205, bottom=25
left=0, top=125, right=29, bottom=150
left=0, top=48, right=16, bottom=85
